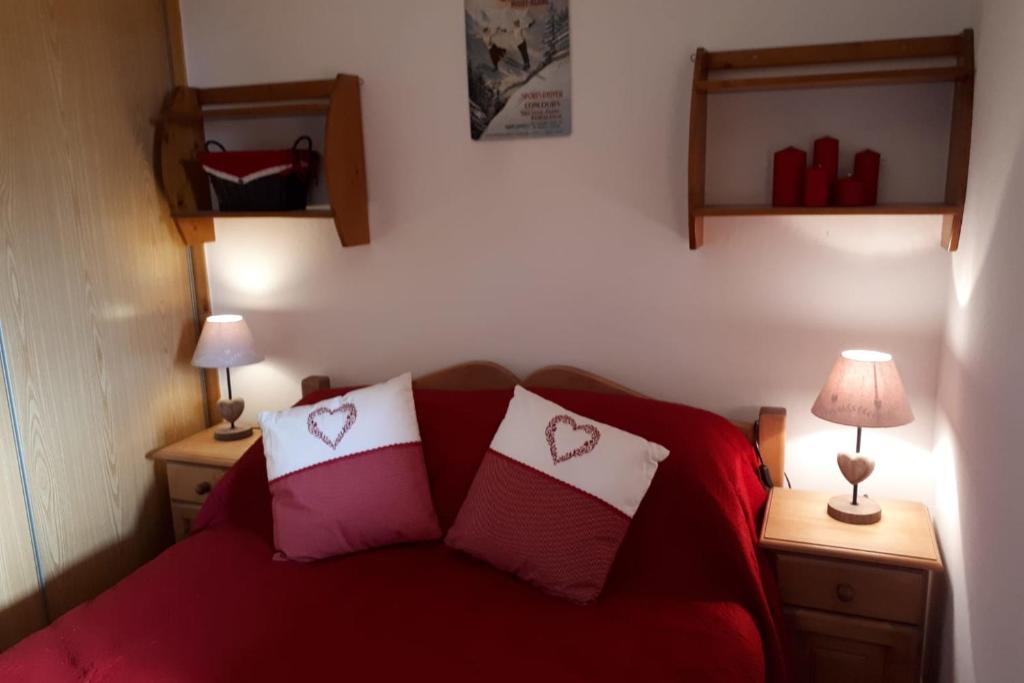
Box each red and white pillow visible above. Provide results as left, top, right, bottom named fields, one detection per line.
left=445, top=386, right=669, bottom=603
left=259, top=373, right=441, bottom=561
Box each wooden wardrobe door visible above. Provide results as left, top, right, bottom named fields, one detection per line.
left=0, top=0, right=205, bottom=619
left=0, top=351, right=47, bottom=650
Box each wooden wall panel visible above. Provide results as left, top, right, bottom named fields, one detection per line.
left=0, top=346, right=47, bottom=650
left=0, top=0, right=205, bottom=625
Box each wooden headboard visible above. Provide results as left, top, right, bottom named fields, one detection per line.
left=301, top=361, right=786, bottom=487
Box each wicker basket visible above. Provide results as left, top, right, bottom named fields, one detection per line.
left=196, top=136, right=319, bottom=212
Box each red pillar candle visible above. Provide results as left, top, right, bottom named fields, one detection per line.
left=773, top=146, right=806, bottom=207
left=835, top=176, right=865, bottom=206
left=853, top=149, right=881, bottom=205
left=813, top=136, right=840, bottom=188
left=803, top=165, right=829, bottom=207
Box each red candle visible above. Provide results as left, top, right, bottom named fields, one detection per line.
left=836, top=176, right=865, bottom=206
left=813, top=136, right=839, bottom=188
left=803, top=165, right=829, bottom=207
left=773, top=147, right=806, bottom=207
left=854, top=149, right=881, bottom=205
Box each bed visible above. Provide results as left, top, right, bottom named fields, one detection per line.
left=0, top=362, right=788, bottom=682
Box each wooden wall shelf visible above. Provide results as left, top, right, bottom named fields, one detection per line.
left=688, top=31, right=975, bottom=251
left=154, top=74, right=369, bottom=247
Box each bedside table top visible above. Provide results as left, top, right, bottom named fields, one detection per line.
left=760, top=488, right=943, bottom=572
left=148, top=425, right=261, bottom=468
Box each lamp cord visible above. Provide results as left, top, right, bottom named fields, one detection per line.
left=224, top=367, right=235, bottom=429
left=852, top=425, right=863, bottom=505
left=752, top=419, right=774, bottom=489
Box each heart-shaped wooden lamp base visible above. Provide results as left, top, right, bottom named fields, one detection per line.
left=214, top=398, right=253, bottom=441
left=828, top=451, right=881, bottom=524
left=837, top=452, right=875, bottom=485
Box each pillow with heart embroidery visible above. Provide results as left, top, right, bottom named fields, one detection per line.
left=445, top=386, right=669, bottom=603
left=259, top=372, right=441, bottom=561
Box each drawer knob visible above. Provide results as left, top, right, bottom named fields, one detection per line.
left=836, top=583, right=856, bottom=603
left=194, top=481, right=212, bottom=496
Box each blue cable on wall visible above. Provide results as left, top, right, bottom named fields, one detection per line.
left=0, top=319, right=51, bottom=621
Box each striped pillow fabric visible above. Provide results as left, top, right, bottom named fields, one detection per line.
left=445, top=386, right=669, bottom=602
left=259, top=373, right=441, bottom=561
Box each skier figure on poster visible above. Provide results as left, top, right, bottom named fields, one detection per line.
left=478, top=22, right=507, bottom=71
left=510, top=12, right=535, bottom=70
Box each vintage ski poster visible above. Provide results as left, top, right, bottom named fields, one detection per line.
left=465, top=0, right=571, bottom=140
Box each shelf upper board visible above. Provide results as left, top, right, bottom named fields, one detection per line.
left=172, top=210, right=334, bottom=219
left=155, top=102, right=329, bottom=124
left=696, top=66, right=969, bottom=94
left=695, top=204, right=958, bottom=217
left=706, top=34, right=965, bottom=71
left=197, top=79, right=335, bottom=106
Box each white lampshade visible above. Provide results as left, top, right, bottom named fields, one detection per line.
left=812, top=349, right=914, bottom=428
left=191, top=314, right=263, bottom=369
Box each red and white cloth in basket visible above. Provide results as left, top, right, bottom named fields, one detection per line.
left=197, top=148, right=312, bottom=185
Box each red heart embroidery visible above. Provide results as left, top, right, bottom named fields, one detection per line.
left=307, top=403, right=358, bottom=449
left=545, top=414, right=601, bottom=465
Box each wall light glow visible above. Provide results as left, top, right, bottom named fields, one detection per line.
left=788, top=426, right=935, bottom=507
left=951, top=119, right=1024, bottom=308
left=208, top=218, right=323, bottom=303
left=930, top=412, right=975, bottom=681
left=219, top=259, right=279, bottom=297
left=789, top=214, right=941, bottom=256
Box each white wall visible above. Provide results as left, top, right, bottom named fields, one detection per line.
left=932, top=0, right=1024, bottom=680
left=182, top=0, right=970, bottom=505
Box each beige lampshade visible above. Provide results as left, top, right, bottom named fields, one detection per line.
left=191, top=314, right=263, bottom=369
left=811, top=350, right=914, bottom=428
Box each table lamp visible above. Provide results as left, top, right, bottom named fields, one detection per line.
left=811, top=349, right=913, bottom=524
left=191, top=314, right=263, bottom=441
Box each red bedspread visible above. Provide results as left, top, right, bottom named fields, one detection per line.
left=0, top=388, right=787, bottom=682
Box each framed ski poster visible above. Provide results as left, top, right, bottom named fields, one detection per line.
left=465, top=0, right=571, bottom=140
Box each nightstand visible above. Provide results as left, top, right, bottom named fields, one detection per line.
left=148, top=425, right=260, bottom=541
left=760, top=488, right=942, bottom=683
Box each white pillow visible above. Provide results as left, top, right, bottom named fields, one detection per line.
left=259, top=373, right=440, bottom=561
left=261, top=373, right=420, bottom=480
left=446, top=386, right=669, bottom=602
left=491, top=386, right=669, bottom=516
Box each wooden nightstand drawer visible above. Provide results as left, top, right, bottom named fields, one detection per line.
left=777, top=554, right=927, bottom=625
left=167, top=462, right=227, bottom=504
left=785, top=607, right=921, bottom=683
left=150, top=426, right=258, bottom=543
left=171, top=501, right=201, bottom=542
